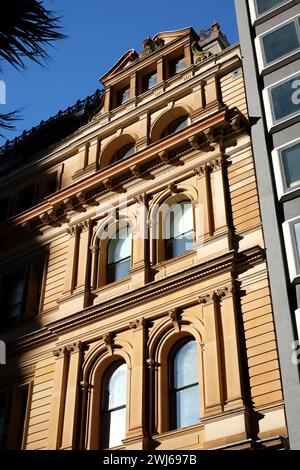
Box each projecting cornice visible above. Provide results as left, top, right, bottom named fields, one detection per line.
left=6, top=246, right=264, bottom=357
left=0, top=107, right=249, bottom=238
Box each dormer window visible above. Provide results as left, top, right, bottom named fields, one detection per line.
left=117, top=86, right=131, bottom=107
left=142, top=70, right=157, bottom=92
left=169, top=56, right=186, bottom=77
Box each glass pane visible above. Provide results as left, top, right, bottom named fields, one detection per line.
left=2, top=269, right=26, bottom=320
left=176, top=385, right=200, bottom=429
left=108, top=363, right=127, bottom=410
left=108, top=227, right=132, bottom=263
left=107, top=258, right=131, bottom=283
left=262, top=22, right=299, bottom=64
left=256, top=0, right=287, bottom=15
left=174, top=340, right=199, bottom=389
left=117, top=87, right=130, bottom=106
left=271, top=74, right=300, bottom=122
left=108, top=407, right=126, bottom=448
left=143, top=72, right=157, bottom=91
left=167, top=202, right=193, bottom=239
left=166, top=232, right=193, bottom=259
left=112, top=144, right=135, bottom=163
left=294, top=222, right=300, bottom=263
left=282, top=142, right=300, bottom=189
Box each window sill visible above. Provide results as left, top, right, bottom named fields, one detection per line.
left=153, top=422, right=204, bottom=441
left=153, top=250, right=196, bottom=270
left=93, top=276, right=132, bottom=294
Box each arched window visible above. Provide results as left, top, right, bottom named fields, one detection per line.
left=161, top=116, right=189, bottom=139
left=170, top=339, right=200, bottom=430
left=101, top=362, right=127, bottom=449
left=111, top=143, right=135, bottom=164
left=165, top=201, right=194, bottom=260
left=107, top=226, right=132, bottom=283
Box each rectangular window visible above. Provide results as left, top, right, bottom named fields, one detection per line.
left=249, top=0, right=292, bottom=21
left=15, top=183, right=37, bottom=215
left=142, top=71, right=157, bottom=92
left=42, top=172, right=58, bottom=199
left=263, top=72, right=300, bottom=129
left=283, top=217, right=300, bottom=282
left=0, top=255, right=46, bottom=327
left=116, top=86, right=130, bottom=107
left=272, top=139, right=300, bottom=199
left=257, top=17, right=300, bottom=71
left=0, top=196, right=10, bottom=223
left=169, top=56, right=186, bottom=77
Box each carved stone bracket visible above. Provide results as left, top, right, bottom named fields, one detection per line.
left=103, top=177, right=113, bottom=191
left=67, top=223, right=82, bottom=237
left=198, top=285, right=234, bottom=306
left=102, top=333, right=115, bottom=356
left=169, top=307, right=182, bottom=333
left=168, top=183, right=181, bottom=195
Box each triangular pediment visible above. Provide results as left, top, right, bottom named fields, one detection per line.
left=99, top=49, right=138, bottom=84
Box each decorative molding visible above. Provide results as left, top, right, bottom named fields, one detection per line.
left=67, top=224, right=82, bottom=237
left=53, top=346, right=69, bottom=358
left=129, top=318, right=146, bottom=330
left=103, top=177, right=113, bottom=191
left=102, top=333, right=115, bottom=356
left=66, top=341, right=82, bottom=354
left=80, top=381, right=93, bottom=392
left=169, top=307, right=182, bottom=333
left=168, top=183, right=180, bottom=195
left=134, top=193, right=147, bottom=206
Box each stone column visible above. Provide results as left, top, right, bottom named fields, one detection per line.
left=130, top=195, right=150, bottom=288
left=74, top=220, right=92, bottom=307
left=63, top=225, right=81, bottom=295
left=199, top=293, right=223, bottom=416
left=130, top=72, right=137, bottom=98
left=60, top=342, right=83, bottom=450
left=157, top=57, right=164, bottom=82
left=124, top=318, right=148, bottom=450
left=184, top=42, right=192, bottom=67
left=103, top=86, right=111, bottom=113
left=204, top=75, right=221, bottom=110
left=219, top=286, right=244, bottom=411
left=210, top=156, right=230, bottom=239
left=47, top=347, right=70, bottom=449
left=194, top=164, right=214, bottom=242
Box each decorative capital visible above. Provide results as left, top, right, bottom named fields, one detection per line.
left=79, top=219, right=92, bottom=232
left=90, top=244, right=99, bottom=254
left=80, top=381, right=93, bottom=393
left=129, top=318, right=146, bottom=330
left=134, top=193, right=147, bottom=206
left=53, top=346, right=69, bottom=359
left=146, top=358, right=159, bottom=370
left=67, top=224, right=82, bottom=237
left=198, top=294, right=211, bottom=305
left=66, top=341, right=82, bottom=354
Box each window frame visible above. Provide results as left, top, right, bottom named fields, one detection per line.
left=255, top=15, right=300, bottom=73
left=248, top=0, right=294, bottom=24
left=263, top=70, right=300, bottom=131
left=283, top=216, right=300, bottom=283
left=168, top=338, right=201, bottom=431
left=272, top=137, right=300, bottom=200
left=100, top=361, right=128, bottom=450
left=163, top=200, right=195, bottom=261
left=106, top=226, right=132, bottom=285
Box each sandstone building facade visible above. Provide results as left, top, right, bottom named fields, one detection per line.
left=0, top=24, right=288, bottom=450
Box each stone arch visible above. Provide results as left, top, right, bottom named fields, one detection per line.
left=150, top=106, right=191, bottom=143
left=81, top=337, right=133, bottom=450
left=99, top=133, right=138, bottom=168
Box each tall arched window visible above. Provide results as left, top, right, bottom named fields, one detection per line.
left=111, top=143, right=135, bottom=164
left=170, top=339, right=200, bottom=430
left=107, top=226, right=132, bottom=283
left=101, top=362, right=127, bottom=449
left=161, top=116, right=189, bottom=139
left=165, top=201, right=194, bottom=260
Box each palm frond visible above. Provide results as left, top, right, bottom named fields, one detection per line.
left=0, top=0, right=66, bottom=69
left=0, top=110, right=22, bottom=137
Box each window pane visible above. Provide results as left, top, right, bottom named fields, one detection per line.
left=262, top=22, right=300, bottom=64
left=108, top=363, right=127, bottom=410
left=166, top=232, right=194, bottom=259
left=271, top=74, right=300, bottom=122
left=0, top=392, right=11, bottom=450
left=15, top=183, right=36, bottom=214
left=282, top=142, right=300, bottom=189
left=108, top=227, right=132, bottom=263
left=256, top=0, right=287, bottom=15
left=108, top=407, right=126, bottom=448
left=143, top=72, right=157, bottom=91
left=107, top=258, right=131, bottom=283
left=170, top=57, right=186, bottom=76
left=174, top=340, right=199, bottom=389
left=2, top=269, right=26, bottom=320
left=176, top=385, right=200, bottom=429
left=117, top=87, right=130, bottom=106
left=294, top=222, right=300, bottom=262
left=112, top=144, right=135, bottom=163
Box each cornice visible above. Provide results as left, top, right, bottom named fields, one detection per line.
left=5, top=246, right=265, bottom=356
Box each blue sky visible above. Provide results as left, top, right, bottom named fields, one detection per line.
left=0, top=0, right=238, bottom=144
